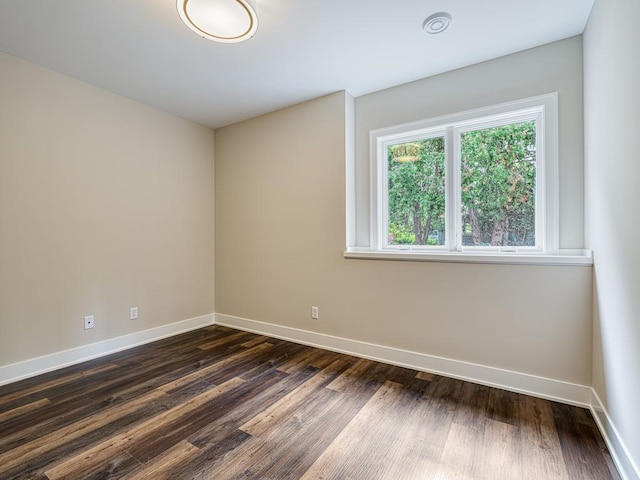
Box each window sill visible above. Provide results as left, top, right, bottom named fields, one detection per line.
left=344, top=248, right=593, bottom=266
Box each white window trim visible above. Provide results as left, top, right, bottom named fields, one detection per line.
left=345, top=93, right=593, bottom=266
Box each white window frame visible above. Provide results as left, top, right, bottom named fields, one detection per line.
left=346, top=93, right=591, bottom=265
left=377, top=127, right=449, bottom=251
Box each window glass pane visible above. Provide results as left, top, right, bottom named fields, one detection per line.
left=387, top=137, right=445, bottom=246
left=460, top=121, right=536, bottom=247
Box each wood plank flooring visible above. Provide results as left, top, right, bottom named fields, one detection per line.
left=0, top=326, right=620, bottom=479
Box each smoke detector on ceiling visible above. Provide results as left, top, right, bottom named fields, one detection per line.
left=422, top=12, right=452, bottom=34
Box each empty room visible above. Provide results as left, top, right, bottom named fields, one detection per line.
left=0, top=0, right=638, bottom=479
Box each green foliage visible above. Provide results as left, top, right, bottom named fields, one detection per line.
left=461, top=121, right=536, bottom=246
left=387, top=121, right=537, bottom=248
left=388, top=223, right=415, bottom=245
left=387, top=137, right=445, bottom=246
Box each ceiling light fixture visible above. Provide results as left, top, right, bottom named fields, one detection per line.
left=422, top=12, right=452, bottom=34
left=390, top=143, right=420, bottom=163
left=177, top=0, right=258, bottom=44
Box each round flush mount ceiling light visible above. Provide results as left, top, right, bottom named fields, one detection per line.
left=422, top=12, right=452, bottom=34
left=177, top=0, right=258, bottom=44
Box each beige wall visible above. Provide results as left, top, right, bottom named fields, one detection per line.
left=216, top=39, right=593, bottom=385
left=585, top=0, right=640, bottom=474
left=0, top=52, right=215, bottom=367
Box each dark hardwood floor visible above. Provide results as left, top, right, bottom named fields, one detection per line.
left=0, top=326, right=620, bottom=479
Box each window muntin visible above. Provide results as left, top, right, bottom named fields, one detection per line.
left=371, top=96, right=555, bottom=255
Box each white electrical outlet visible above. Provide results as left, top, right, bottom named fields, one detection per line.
left=311, top=306, right=319, bottom=319
left=130, top=306, right=139, bottom=320
left=84, top=315, right=94, bottom=330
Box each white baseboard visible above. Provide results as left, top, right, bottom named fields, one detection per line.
left=214, top=313, right=592, bottom=407
left=0, top=313, right=214, bottom=386
left=590, top=389, right=640, bottom=480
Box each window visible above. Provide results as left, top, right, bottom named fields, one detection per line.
left=379, top=114, right=541, bottom=252
left=363, top=94, right=568, bottom=261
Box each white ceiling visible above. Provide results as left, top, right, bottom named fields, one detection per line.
left=0, top=1, right=594, bottom=129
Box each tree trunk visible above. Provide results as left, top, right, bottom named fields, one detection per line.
left=423, top=216, right=432, bottom=245
left=490, top=214, right=508, bottom=246
left=412, top=202, right=422, bottom=244
left=469, top=209, right=482, bottom=245
left=413, top=203, right=434, bottom=245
